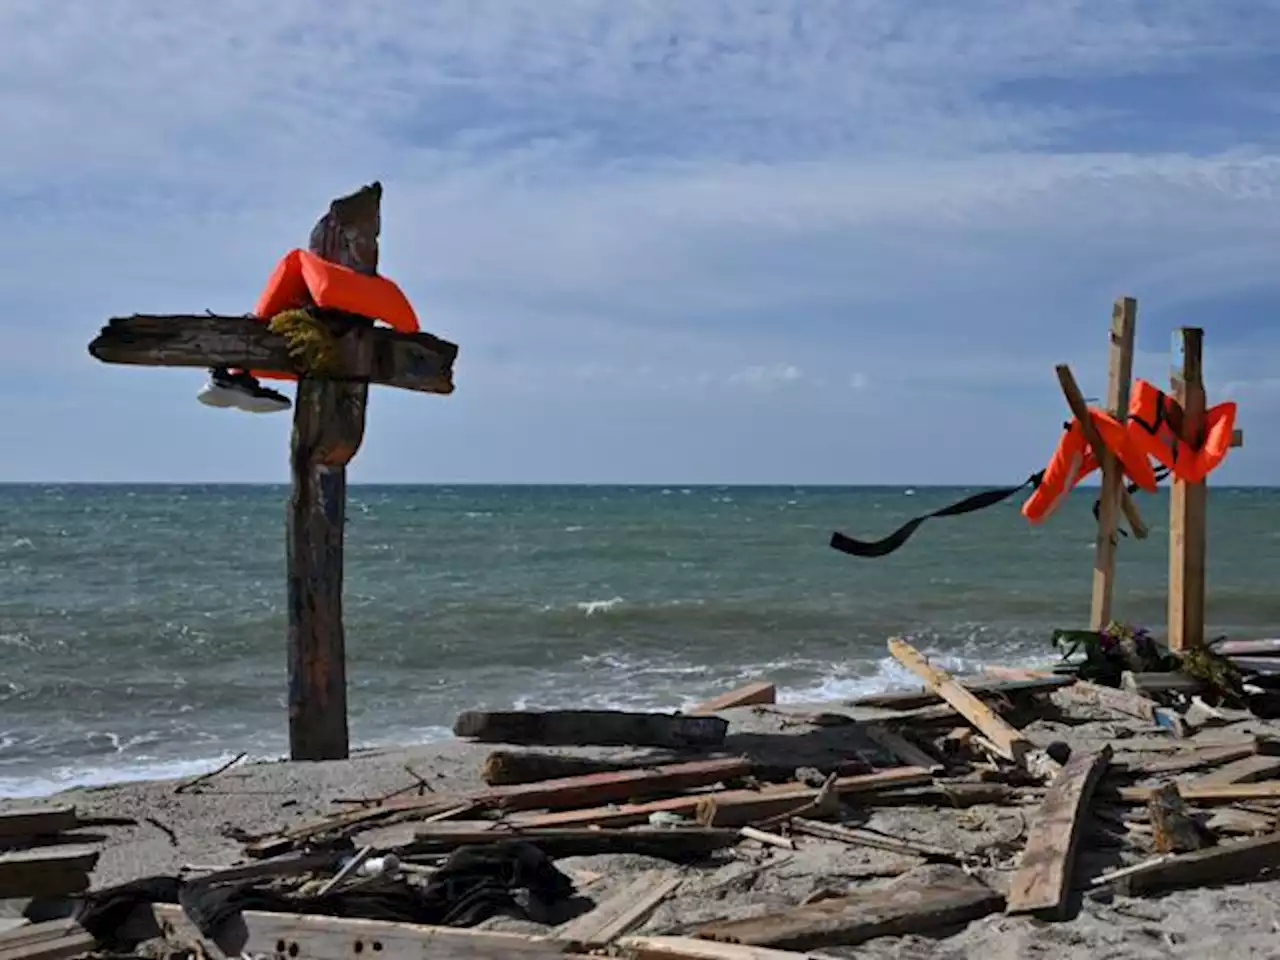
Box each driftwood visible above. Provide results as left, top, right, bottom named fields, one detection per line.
left=1107, top=833, right=1280, bottom=896
left=0, top=918, right=97, bottom=960
left=555, top=870, right=683, bottom=949
left=410, top=824, right=740, bottom=861
left=1006, top=747, right=1111, bottom=916
left=887, top=639, right=1034, bottom=768
left=695, top=865, right=1002, bottom=951
left=618, top=938, right=810, bottom=960
left=851, top=675, right=1073, bottom=711
left=509, top=768, right=933, bottom=830
left=1147, top=784, right=1206, bottom=854
left=483, top=751, right=683, bottom=786
left=454, top=710, right=729, bottom=749
left=688, top=682, right=777, bottom=715
left=0, top=807, right=78, bottom=842
left=789, top=817, right=963, bottom=863
left=0, top=846, right=99, bottom=899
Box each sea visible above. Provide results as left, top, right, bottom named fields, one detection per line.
left=3, top=483, right=1279, bottom=798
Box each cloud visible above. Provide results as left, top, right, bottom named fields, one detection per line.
left=1, top=0, right=1278, bottom=483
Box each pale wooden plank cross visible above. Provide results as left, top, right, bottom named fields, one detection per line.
left=87, top=182, right=459, bottom=761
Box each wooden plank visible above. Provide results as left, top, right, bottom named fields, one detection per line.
left=1056, top=362, right=1148, bottom=539
left=139, top=904, right=573, bottom=959
left=1193, top=754, right=1280, bottom=787
left=1088, top=295, right=1139, bottom=627
left=1006, top=746, right=1111, bottom=916
left=1108, top=833, right=1280, bottom=896
left=454, top=710, right=729, bottom=749
left=886, top=638, right=1031, bottom=767
left=487, top=757, right=751, bottom=812
left=1057, top=679, right=1160, bottom=722
left=482, top=751, right=682, bottom=786
left=620, top=937, right=819, bottom=960
left=1121, top=740, right=1259, bottom=776
left=88, top=315, right=457, bottom=395
left=0, top=847, right=98, bottom=899
left=1210, top=638, right=1280, bottom=657
left=1204, top=808, right=1275, bottom=836
left=688, top=682, right=777, bottom=715
left=508, top=767, right=933, bottom=829
left=0, top=919, right=96, bottom=960
left=285, top=183, right=385, bottom=762
left=1118, top=781, right=1280, bottom=804
left=695, top=865, right=1002, bottom=951
left=863, top=725, right=943, bottom=773
left=411, top=824, right=740, bottom=860
left=1121, top=671, right=1205, bottom=697
left=1169, top=326, right=1207, bottom=652
left=789, top=817, right=962, bottom=863
left=850, top=675, right=1072, bottom=711
left=556, top=871, right=683, bottom=949
left=0, top=807, right=77, bottom=841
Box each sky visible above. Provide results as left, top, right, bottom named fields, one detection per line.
left=2, top=0, right=1279, bottom=485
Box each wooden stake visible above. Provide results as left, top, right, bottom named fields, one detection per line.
left=1168, top=327, right=1207, bottom=653
left=1089, top=297, right=1138, bottom=629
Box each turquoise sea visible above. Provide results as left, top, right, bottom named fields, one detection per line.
left=2, top=483, right=1278, bottom=797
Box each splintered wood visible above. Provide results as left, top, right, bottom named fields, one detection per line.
left=1006, top=747, right=1111, bottom=916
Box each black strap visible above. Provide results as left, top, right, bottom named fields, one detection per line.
left=829, top=473, right=1043, bottom=558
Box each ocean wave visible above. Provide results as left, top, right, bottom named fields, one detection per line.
left=575, top=597, right=625, bottom=616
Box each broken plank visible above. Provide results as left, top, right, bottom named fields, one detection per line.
left=0, top=847, right=98, bottom=900
left=863, top=725, right=944, bottom=773
left=1148, top=783, right=1205, bottom=853
left=1118, top=781, right=1280, bottom=804
left=851, top=675, right=1072, bottom=711
left=138, top=904, right=574, bottom=959
left=0, top=807, right=78, bottom=842
left=454, top=710, right=728, bottom=749
left=509, top=768, right=933, bottom=830
left=886, top=638, right=1032, bottom=767
left=483, top=751, right=682, bottom=786
left=695, top=865, right=1002, bottom=951
left=556, top=871, right=683, bottom=949
left=410, top=824, right=739, bottom=861
left=1006, top=746, right=1111, bottom=917
left=688, top=682, right=777, bottom=715
left=1210, top=637, right=1280, bottom=657
left=1121, top=671, right=1205, bottom=697
left=1192, top=754, right=1280, bottom=787
left=620, top=937, right=819, bottom=960
left=1108, top=833, right=1280, bottom=896
left=1120, top=741, right=1260, bottom=776
left=1205, top=808, right=1275, bottom=836
left=1057, top=680, right=1162, bottom=723
left=486, top=757, right=751, bottom=812
left=0, top=919, right=96, bottom=960
left=789, top=817, right=962, bottom=863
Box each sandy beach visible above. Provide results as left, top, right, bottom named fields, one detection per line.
left=6, top=681, right=1280, bottom=959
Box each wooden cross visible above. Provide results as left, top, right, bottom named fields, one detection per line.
left=87, top=183, right=459, bottom=761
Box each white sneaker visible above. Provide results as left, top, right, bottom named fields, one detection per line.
left=196, top=368, right=291, bottom=413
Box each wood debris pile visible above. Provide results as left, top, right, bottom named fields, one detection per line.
left=6, top=637, right=1280, bottom=960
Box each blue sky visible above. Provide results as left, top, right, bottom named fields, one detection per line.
left=2, top=0, right=1278, bottom=484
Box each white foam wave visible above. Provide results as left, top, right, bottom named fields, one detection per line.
left=0, top=752, right=258, bottom=800
left=576, top=597, right=625, bottom=616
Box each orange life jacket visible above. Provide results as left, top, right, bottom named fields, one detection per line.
left=249, top=249, right=421, bottom=382
left=1022, top=410, right=1158, bottom=523
left=1125, top=379, right=1236, bottom=484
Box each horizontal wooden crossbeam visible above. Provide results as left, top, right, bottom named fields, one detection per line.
left=88, top=314, right=457, bottom=394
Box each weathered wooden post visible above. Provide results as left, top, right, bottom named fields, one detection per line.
left=87, top=183, right=458, bottom=761
left=1167, top=328, right=1207, bottom=653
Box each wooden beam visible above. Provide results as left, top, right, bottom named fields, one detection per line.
left=1107, top=833, right=1280, bottom=896
left=0, top=919, right=97, bottom=960
left=1192, top=754, right=1280, bottom=787
left=1055, top=364, right=1148, bottom=539
left=850, top=674, right=1073, bottom=711
left=1089, top=297, right=1138, bottom=628
left=453, top=709, right=729, bottom=749
left=1117, top=781, right=1280, bottom=804
left=88, top=314, right=457, bottom=394
left=694, top=865, right=1002, bottom=951
left=0, top=846, right=98, bottom=899
left=1169, top=327, right=1207, bottom=653
left=486, top=757, right=752, bottom=812
left=482, top=750, right=684, bottom=786
left=134, top=904, right=574, bottom=959
left=0, top=806, right=77, bottom=841
left=886, top=638, right=1033, bottom=768
left=688, top=681, right=777, bottom=715
left=619, top=937, right=815, bottom=960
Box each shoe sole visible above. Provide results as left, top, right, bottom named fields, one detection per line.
left=198, top=384, right=291, bottom=414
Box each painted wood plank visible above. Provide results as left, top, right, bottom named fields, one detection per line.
left=1006, top=747, right=1111, bottom=916
left=688, top=682, right=777, bottom=715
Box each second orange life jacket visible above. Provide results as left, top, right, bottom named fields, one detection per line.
left=1125, top=379, right=1236, bottom=484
